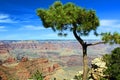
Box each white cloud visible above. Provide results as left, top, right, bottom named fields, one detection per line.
left=98, top=19, right=120, bottom=33
left=0, top=14, right=17, bottom=23
left=100, top=19, right=120, bottom=28
left=19, top=25, right=49, bottom=30
left=0, top=14, right=9, bottom=19
left=0, top=26, right=5, bottom=29
left=0, top=26, right=8, bottom=31
left=0, top=19, right=16, bottom=23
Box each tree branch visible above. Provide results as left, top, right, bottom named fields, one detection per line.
left=73, top=24, right=84, bottom=45
left=87, top=41, right=105, bottom=46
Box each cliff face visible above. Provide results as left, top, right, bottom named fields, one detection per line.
left=0, top=40, right=108, bottom=65
left=0, top=40, right=118, bottom=80
left=0, top=53, right=60, bottom=80
left=0, top=58, right=60, bottom=80
left=0, top=40, right=118, bottom=53
left=0, top=43, right=9, bottom=54
left=0, top=71, right=7, bottom=80
left=0, top=43, right=11, bottom=62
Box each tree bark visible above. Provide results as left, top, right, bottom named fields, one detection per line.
left=73, top=25, right=88, bottom=80
left=72, top=24, right=105, bottom=80
left=82, top=43, right=88, bottom=80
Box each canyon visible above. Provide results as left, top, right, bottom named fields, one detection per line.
left=0, top=40, right=119, bottom=80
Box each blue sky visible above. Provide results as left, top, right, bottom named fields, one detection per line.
left=0, top=0, right=120, bottom=40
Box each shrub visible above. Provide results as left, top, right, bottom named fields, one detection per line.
left=103, top=47, right=120, bottom=80
left=32, top=70, right=43, bottom=80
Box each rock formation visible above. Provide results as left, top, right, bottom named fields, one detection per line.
left=0, top=71, right=7, bottom=80
left=0, top=58, right=60, bottom=80
left=21, top=56, right=28, bottom=62
left=0, top=43, right=9, bottom=54
left=0, top=43, right=11, bottom=62
left=4, top=57, right=16, bottom=64
left=89, top=57, right=107, bottom=80
left=0, top=40, right=117, bottom=80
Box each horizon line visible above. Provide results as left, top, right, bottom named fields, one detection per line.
left=0, top=39, right=101, bottom=41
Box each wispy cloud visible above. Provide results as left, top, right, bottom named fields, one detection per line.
left=0, top=26, right=5, bottom=29
left=0, top=14, right=17, bottom=23
left=0, top=14, right=9, bottom=19
left=99, top=19, right=120, bottom=32
left=0, top=26, right=8, bottom=31
left=100, top=19, right=120, bottom=28
left=19, top=25, right=49, bottom=30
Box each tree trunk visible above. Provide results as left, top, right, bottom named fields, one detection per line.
left=72, top=24, right=88, bottom=80
left=82, top=44, right=88, bottom=80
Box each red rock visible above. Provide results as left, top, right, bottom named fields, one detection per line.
left=21, top=57, right=28, bottom=62
left=42, top=67, right=49, bottom=73
left=39, top=58, right=48, bottom=63
left=4, top=57, right=16, bottom=63
left=0, top=44, right=9, bottom=54
left=0, top=71, right=7, bottom=80
left=49, top=67, right=54, bottom=72
left=48, top=67, right=52, bottom=73
left=16, top=69, right=30, bottom=80
left=53, top=63, right=59, bottom=70
left=44, top=75, right=51, bottom=80
left=0, top=56, right=60, bottom=80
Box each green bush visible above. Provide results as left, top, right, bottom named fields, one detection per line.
left=74, top=75, right=82, bottom=80
left=103, top=47, right=120, bottom=80
left=32, top=70, right=44, bottom=80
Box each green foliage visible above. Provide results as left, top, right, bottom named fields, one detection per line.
left=37, top=1, right=99, bottom=36
left=103, top=47, right=120, bottom=80
left=32, top=70, right=44, bottom=80
left=74, top=75, right=82, bottom=80
left=102, top=32, right=120, bottom=44
left=8, top=78, right=16, bottom=80
left=37, top=1, right=100, bottom=80
left=100, top=77, right=108, bottom=80
left=102, top=54, right=111, bottom=65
